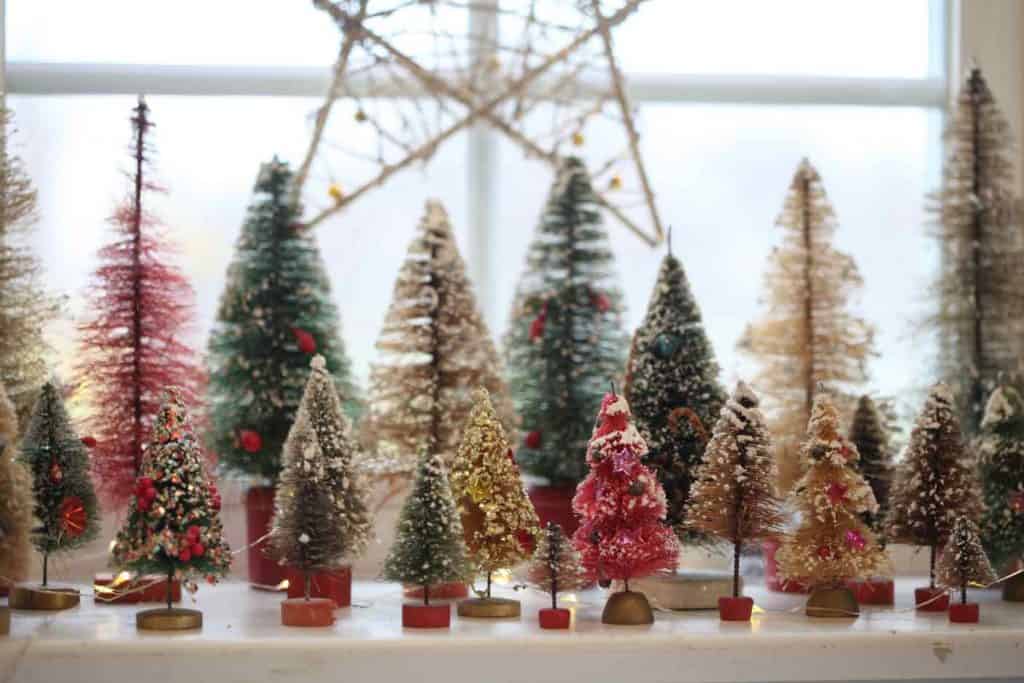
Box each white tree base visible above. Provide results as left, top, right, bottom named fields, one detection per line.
left=613, top=570, right=738, bottom=610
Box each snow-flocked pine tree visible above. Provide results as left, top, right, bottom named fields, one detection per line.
left=362, top=200, right=513, bottom=476
left=505, top=157, right=628, bottom=486
left=0, top=382, right=33, bottom=590
left=381, top=449, right=469, bottom=603
left=976, top=385, right=1024, bottom=569
left=848, top=395, right=893, bottom=537
left=625, top=242, right=725, bottom=542
left=936, top=517, right=996, bottom=605
left=687, top=382, right=785, bottom=596
left=887, top=383, right=983, bottom=588
left=527, top=522, right=588, bottom=610
left=740, top=159, right=874, bottom=494
left=930, top=67, right=1024, bottom=433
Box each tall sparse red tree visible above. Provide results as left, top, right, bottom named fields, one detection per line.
left=76, top=97, right=204, bottom=506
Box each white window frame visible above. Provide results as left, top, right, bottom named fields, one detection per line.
left=2, top=0, right=1020, bottom=324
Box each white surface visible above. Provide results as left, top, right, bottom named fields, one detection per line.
left=1, top=578, right=1022, bottom=683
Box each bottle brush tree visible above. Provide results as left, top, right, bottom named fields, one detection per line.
left=936, top=517, right=996, bottom=607
left=381, top=449, right=470, bottom=604
left=112, top=388, right=231, bottom=606
left=527, top=522, right=588, bottom=611
left=0, top=383, right=33, bottom=589
left=888, top=383, right=984, bottom=588
left=626, top=236, right=726, bottom=543
left=776, top=393, right=888, bottom=589
left=740, top=159, right=874, bottom=494
left=929, top=66, right=1024, bottom=433
left=687, top=381, right=785, bottom=597
left=976, top=385, right=1024, bottom=569
left=449, top=387, right=539, bottom=598
left=0, top=108, right=57, bottom=427
left=848, top=395, right=893, bottom=538
left=20, top=380, right=100, bottom=585
left=505, top=157, right=628, bottom=487
left=572, top=391, right=678, bottom=588
left=207, top=157, right=360, bottom=482
left=362, top=200, right=513, bottom=477
left=76, top=96, right=205, bottom=506
left=269, top=355, right=372, bottom=593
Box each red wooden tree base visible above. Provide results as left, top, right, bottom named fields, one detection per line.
left=718, top=596, right=754, bottom=621
left=246, top=486, right=287, bottom=589
left=949, top=602, right=979, bottom=623
left=281, top=598, right=336, bottom=627
left=528, top=485, right=579, bottom=538
left=402, top=603, right=451, bottom=628
left=914, top=587, right=950, bottom=612
left=285, top=567, right=351, bottom=608
left=762, top=540, right=811, bottom=594
left=403, top=582, right=469, bottom=600
left=94, top=574, right=181, bottom=605
left=847, top=578, right=894, bottom=605
left=538, top=607, right=570, bottom=629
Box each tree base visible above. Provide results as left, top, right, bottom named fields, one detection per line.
left=9, top=585, right=80, bottom=611
left=602, top=590, right=654, bottom=625
left=718, top=596, right=754, bottom=622
left=136, top=607, right=203, bottom=631
left=0, top=607, right=9, bottom=636
left=538, top=607, right=571, bottom=629
left=285, top=567, right=351, bottom=608
left=763, top=540, right=811, bottom=594
left=948, top=602, right=979, bottom=623
left=806, top=587, right=859, bottom=618
left=620, top=570, right=736, bottom=610
left=847, top=578, right=894, bottom=606
left=528, top=485, right=579, bottom=538
left=402, top=603, right=451, bottom=628
left=914, top=586, right=950, bottom=612
left=403, top=582, right=469, bottom=600
left=281, top=598, right=336, bottom=627
left=457, top=597, right=521, bottom=618
left=93, top=574, right=181, bottom=605
left=1002, top=572, right=1024, bottom=602
left=246, top=486, right=287, bottom=589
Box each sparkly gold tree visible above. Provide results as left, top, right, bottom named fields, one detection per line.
left=449, top=387, right=538, bottom=616
left=740, top=159, right=874, bottom=494
left=0, top=110, right=57, bottom=426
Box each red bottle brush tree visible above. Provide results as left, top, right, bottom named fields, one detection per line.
left=573, top=391, right=678, bottom=623
left=75, top=97, right=204, bottom=506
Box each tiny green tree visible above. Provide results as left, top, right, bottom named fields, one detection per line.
left=976, top=386, right=1024, bottom=569
left=20, top=381, right=100, bottom=585
left=382, top=450, right=469, bottom=604
left=936, top=517, right=996, bottom=606
left=848, top=395, right=893, bottom=537
left=527, top=522, right=588, bottom=610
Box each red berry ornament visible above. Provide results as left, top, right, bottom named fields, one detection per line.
left=178, top=548, right=192, bottom=562
left=845, top=529, right=866, bottom=551
left=239, top=429, right=263, bottom=454
left=1010, top=491, right=1024, bottom=514
left=524, top=430, right=542, bottom=449
left=49, top=462, right=63, bottom=484
left=58, top=497, right=88, bottom=538
left=292, top=327, right=317, bottom=354
left=81, top=436, right=98, bottom=448
left=591, top=291, right=611, bottom=313
left=825, top=482, right=849, bottom=505
left=192, top=543, right=205, bottom=557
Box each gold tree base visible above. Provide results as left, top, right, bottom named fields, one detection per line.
left=602, top=590, right=654, bottom=625
left=806, top=586, right=859, bottom=618
left=9, top=585, right=81, bottom=611
left=1002, top=572, right=1024, bottom=602
left=456, top=597, right=521, bottom=618
left=136, top=607, right=203, bottom=631
left=0, top=607, right=9, bottom=636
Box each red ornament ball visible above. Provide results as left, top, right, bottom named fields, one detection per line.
left=178, top=548, right=192, bottom=562
left=591, top=291, right=611, bottom=313
left=1010, top=491, right=1024, bottom=514
left=845, top=529, right=866, bottom=551
left=58, top=497, right=88, bottom=538
left=528, top=315, right=545, bottom=341
left=49, top=462, right=63, bottom=484
left=144, top=487, right=157, bottom=502
left=816, top=545, right=832, bottom=560
left=825, top=482, right=849, bottom=505
left=192, top=543, right=205, bottom=557
left=292, top=327, right=317, bottom=354
left=524, top=430, right=542, bottom=449
left=187, top=526, right=201, bottom=542
left=81, top=436, right=98, bottom=448
left=239, top=429, right=263, bottom=454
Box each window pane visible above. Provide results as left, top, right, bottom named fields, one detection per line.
left=613, top=0, right=935, bottom=78
left=492, top=103, right=941, bottom=410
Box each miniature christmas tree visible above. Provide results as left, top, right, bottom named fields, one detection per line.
left=505, top=157, right=629, bottom=488
left=936, top=517, right=997, bottom=622
left=687, top=382, right=785, bottom=611
left=888, top=384, right=983, bottom=594
left=776, top=393, right=888, bottom=616
left=0, top=383, right=33, bottom=593
left=527, top=522, right=587, bottom=629
left=740, top=159, right=874, bottom=494
left=625, top=238, right=726, bottom=542
left=19, top=380, right=100, bottom=585
left=207, top=157, right=360, bottom=482
left=0, top=109, right=57, bottom=427
left=76, top=97, right=204, bottom=507
left=382, top=449, right=469, bottom=626
left=111, top=388, right=231, bottom=621
left=976, top=386, right=1024, bottom=570
left=269, top=355, right=371, bottom=595
left=361, top=200, right=513, bottom=476
left=573, top=391, right=678, bottom=624
left=848, top=395, right=893, bottom=537
left=450, top=387, right=538, bottom=614
left=930, top=67, right=1024, bottom=433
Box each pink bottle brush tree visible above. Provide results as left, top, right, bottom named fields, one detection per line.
left=573, top=390, right=678, bottom=624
